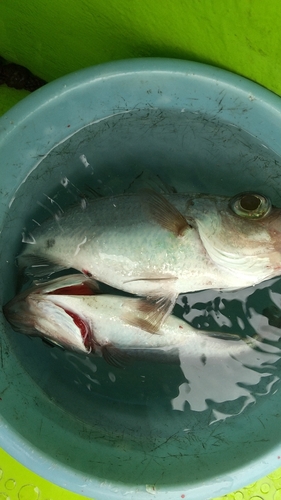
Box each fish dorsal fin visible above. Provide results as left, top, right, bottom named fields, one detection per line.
left=143, top=190, right=191, bottom=236
left=125, top=169, right=177, bottom=195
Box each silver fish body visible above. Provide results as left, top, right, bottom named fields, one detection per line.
left=4, top=275, right=258, bottom=366
left=18, top=191, right=281, bottom=330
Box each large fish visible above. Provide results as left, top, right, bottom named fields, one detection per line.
left=4, top=274, right=261, bottom=367
left=18, top=190, right=281, bottom=331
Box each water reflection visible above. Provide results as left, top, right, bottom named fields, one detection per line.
left=25, top=277, right=279, bottom=434
left=171, top=279, right=281, bottom=422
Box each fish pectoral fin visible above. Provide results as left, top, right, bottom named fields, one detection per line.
left=204, top=331, right=241, bottom=341
left=17, top=254, right=66, bottom=278
left=32, top=273, right=100, bottom=295
left=101, top=344, right=130, bottom=369
left=123, top=293, right=177, bottom=334
left=142, top=189, right=191, bottom=236
left=124, top=274, right=178, bottom=285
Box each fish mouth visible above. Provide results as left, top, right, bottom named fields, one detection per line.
left=3, top=295, right=94, bottom=354
left=3, top=274, right=100, bottom=354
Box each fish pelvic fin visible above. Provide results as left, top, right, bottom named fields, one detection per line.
left=101, top=344, right=131, bottom=369
left=122, top=293, right=177, bottom=334
left=33, top=273, right=100, bottom=295
left=17, top=253, right=66, bottom=278
left=142, top=189, right=191, bottom=236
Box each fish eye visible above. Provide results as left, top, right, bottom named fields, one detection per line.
left=229, top=192, right=272, bottom=219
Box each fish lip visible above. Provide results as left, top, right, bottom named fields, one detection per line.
left=2, top=302, right=9, bottom=319
left=3, top=298, right=23, bottom=325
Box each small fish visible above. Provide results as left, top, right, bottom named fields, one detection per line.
left=4, top=274, right=261, bottom=367
left=18, top=190, right=281, bottom=332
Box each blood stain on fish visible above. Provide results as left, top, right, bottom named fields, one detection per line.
left=82, top=269, right=93, bottom=278
left=48, top=283, right=95, bottom=296
left=64, top=309, right=91, bottom=349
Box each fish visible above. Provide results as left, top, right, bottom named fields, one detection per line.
left=17, top=190, right=281, bottom=332
left=3, top=274, right=261, bottom=367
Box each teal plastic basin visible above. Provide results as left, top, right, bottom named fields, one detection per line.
left=1, top=59, right=281, bottom=500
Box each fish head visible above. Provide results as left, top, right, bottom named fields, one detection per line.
left=3, top=275, right=96, bottom=353
left=187, top=192, right=281, bottom=285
